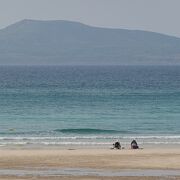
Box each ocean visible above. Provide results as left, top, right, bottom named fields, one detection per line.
left=0, top=66, right=180, bottom=147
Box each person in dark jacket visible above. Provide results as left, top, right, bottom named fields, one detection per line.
left=131, top=139, right=139, bottom=149
left=113, top=141, right=121, bottom=149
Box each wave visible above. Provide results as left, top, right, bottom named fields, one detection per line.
left=54, top=128, right=124, bottom=134
left=0, top=135, right=180, bottom=146
left=1, top=135, right=180, bottom=141
left=0, top=128, right=132, bottom=136
left=1, top=141, right=180, bottom=146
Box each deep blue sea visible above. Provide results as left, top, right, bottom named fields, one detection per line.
left=0, top=66, right=180, bottom=147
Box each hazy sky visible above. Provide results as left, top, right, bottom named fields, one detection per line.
left=0, top=0, right=180, bottom=37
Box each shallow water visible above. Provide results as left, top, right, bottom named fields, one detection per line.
left=0, top=168, right=179, bottom=177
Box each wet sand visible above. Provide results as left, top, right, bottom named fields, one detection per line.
left=0, top=176, right=179, bottom=180
left=0, top=148, right=179, bottom=179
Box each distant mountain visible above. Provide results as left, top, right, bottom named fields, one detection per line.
left=0, top=19, right=180, bottom=65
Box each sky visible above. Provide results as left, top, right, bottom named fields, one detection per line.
left=0, top=0, right=180, bottom=37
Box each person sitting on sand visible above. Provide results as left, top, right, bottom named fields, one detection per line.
left=113, top=141, right=121, bottom=149
left=131, top=139, right=139, bottom=149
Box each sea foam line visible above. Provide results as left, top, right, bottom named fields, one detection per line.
left=0, top=135, right=180, bottom=140
left=1, top=141, right=180, bottom=146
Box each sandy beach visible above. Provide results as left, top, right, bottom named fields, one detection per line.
left=0, top=148, right=179, bottom=179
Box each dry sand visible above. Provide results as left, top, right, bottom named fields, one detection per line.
left=0, top=148, right=180, bottom=169
left=0, top=148, right=179, bottom=179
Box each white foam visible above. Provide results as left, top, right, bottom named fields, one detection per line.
left=0, top=135, right=180, bottom=146
left=0, top=135, right=180, bottom=140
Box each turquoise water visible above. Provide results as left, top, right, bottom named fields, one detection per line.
left=0, top=66, right=180, bottom=146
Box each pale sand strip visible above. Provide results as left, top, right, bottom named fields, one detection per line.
left=0, top=148, right=179, bottom=179
left=0, top=148, right=179, bottom=169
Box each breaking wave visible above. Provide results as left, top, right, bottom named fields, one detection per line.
left=54, top=128, right=129, bottom=134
